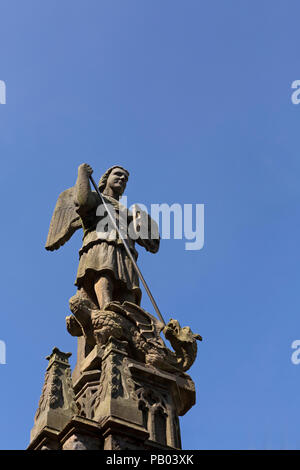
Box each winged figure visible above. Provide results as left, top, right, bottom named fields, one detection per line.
left=45, top=163, right=160, bottom=309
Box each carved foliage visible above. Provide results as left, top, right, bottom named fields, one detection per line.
left=33, top=348, right=78, bottom=425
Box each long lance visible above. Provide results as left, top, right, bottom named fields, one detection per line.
left=89, top=175, right=166, bottom=326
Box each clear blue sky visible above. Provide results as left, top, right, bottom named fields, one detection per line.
left=0, top=0, right=300, bottom=450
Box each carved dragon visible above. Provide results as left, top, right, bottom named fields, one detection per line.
left=66, top=292, right=202, bottom=374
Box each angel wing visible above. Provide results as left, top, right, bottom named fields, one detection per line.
left=45, top=186, right=82, bottom=251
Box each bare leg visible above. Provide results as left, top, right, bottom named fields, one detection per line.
left=94, top=273, right=114, bottom=309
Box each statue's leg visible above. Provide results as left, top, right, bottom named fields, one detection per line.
left=94, top=272, right=114, bottom=309
left=118, top=286, right=140, bottom=305
left=122, top=290, right=136, bottom=304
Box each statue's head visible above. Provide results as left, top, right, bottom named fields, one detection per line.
left=98, top=166, right=129, bottom=197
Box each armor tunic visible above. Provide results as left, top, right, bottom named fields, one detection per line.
left=75, top=192, right=141, bottom=302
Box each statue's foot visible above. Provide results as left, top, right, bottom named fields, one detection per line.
left=103, top=301, right=126, bottom=314
left=122, top=300, right=141, bottom=309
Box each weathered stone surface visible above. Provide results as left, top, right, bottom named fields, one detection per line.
left=29, top=164, right=202, bottom=450
left=62, top=433, right=101, bottom=450
left=29, top=337, right=195, bottom=449
left=45, top=164, right=159, bottom=309
left=73, top=337, right=195, bottom=448
left=68, top=295, right=201, bottom=375
left=28, top=348, right=78, bottom=449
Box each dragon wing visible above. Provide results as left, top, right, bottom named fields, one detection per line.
left=45, top=186, right=82, bottom=251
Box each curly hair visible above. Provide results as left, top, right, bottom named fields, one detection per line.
left=98, top=165, right=130, bottom=192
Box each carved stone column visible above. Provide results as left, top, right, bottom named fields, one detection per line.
left=28, top=348, right=78, bottom=450
left=28, top=302, right=200, bottom=450
left=70, top=337, right=195, bottom=450
left=74, top=337, right=150, bottom=450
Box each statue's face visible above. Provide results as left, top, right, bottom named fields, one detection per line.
left=106, top=167, right=129, bottom=196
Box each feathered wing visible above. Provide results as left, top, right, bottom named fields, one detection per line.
left=45, top=186, right=82, bottom=251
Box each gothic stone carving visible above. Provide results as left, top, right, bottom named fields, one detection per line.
left=67, top=293, right=201, bottom=374
left=30, top=348, right=78, bottom=443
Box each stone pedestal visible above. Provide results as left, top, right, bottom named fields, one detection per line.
left=28, top=338, right=196, bottom=450
left=28, top=348, right=78, bottom=450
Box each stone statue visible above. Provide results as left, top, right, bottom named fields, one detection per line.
left=45, top=163, right=201, bottom=374
left=46, top=163, right=159, bottom=309
left=29, top=163, right=202, bottom=450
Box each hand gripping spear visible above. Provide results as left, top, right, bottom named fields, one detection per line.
left=89, top=175, right=166, bottom=326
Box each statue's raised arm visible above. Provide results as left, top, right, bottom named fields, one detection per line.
left=45, top=163, right=97, bottom=251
